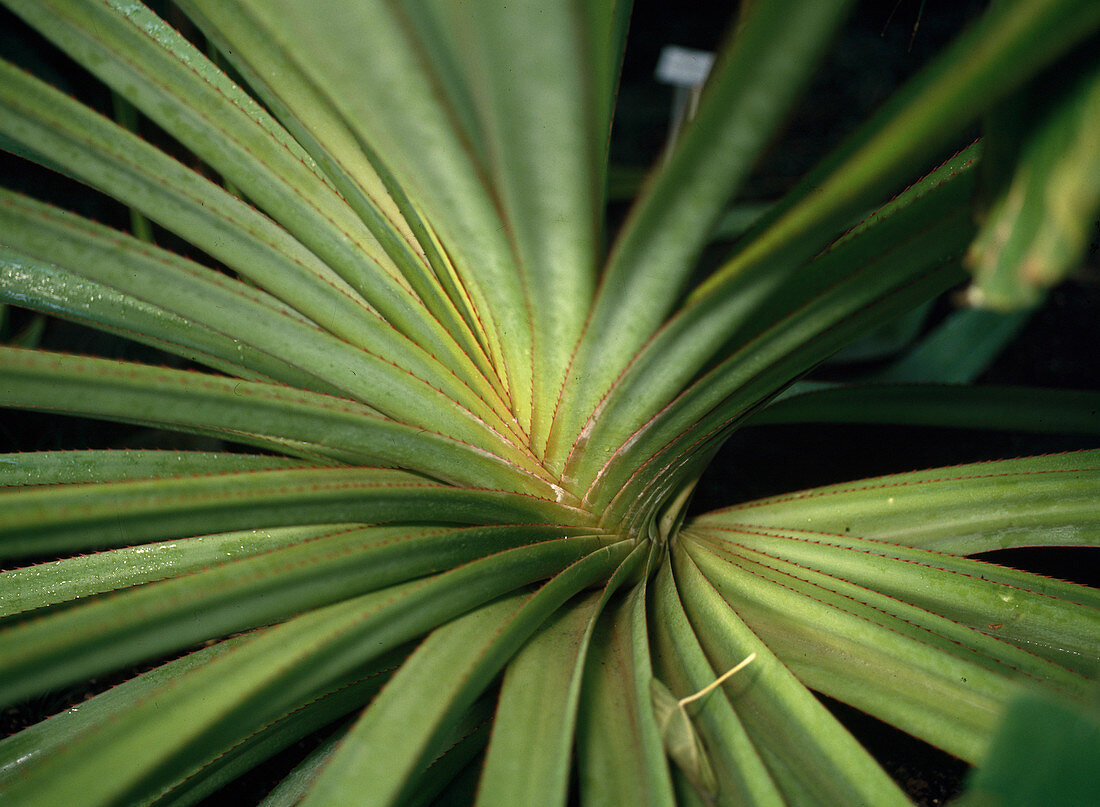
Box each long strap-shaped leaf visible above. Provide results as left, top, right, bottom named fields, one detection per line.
left=395, top=697, right=497, bottom=807
left=0, top=66, right=513, bottom=426
left=580, top=150, right=976, bottom=527
left=253, top=729, right=348, bottom=807
left=584, top=0, right=633, bottom=194
left=297, top=540, right=633, bottom=807
left=476, top=541, right=648, bottom=807
left=172, top=0, right=503, bottom=394
left=576, top=576, right=677, bottom=806
left=290, top=596, right=518, bottom=807
left=0, top=536, right=600, bottom=807
left=966, top=51, right=1100, bottom=310
left=0, top=0, right=497, bottom=395
left=2, top=640, right=402, bottom=807
left=702, top=0, right=1100, bottom=303
left=0, top=636, right=246, bottom=790
left=0, top=60, right=352, bottom=328
left=650, top=556, right=785, bottom=807
left=2, top=0, right=348, bottom=221
left=600, top=259, right=965, bottom=534
left=152, top=683, right=393, bottom=807
left=0, top=213, right=384, bottom=404
left=866, top=305, right=1033, bottom=384
left=0, top=524, right=577, bottom=704
left=548, top=0, right=1100, bottom=471
left=0, top=248, right=348, bottom=394
left=0, top=201, right=530, bottom=467
left=187, top=0, right=535, bottom=432
left=554, top=134, right=976, bottom=491
left=683, top=536, right=1090, bottom=761
left=477, top=594, right=605, bottom=807
left=0, top=347, right=565, bottom=496
left=673, top=544, right=912, bottom=805
left=697, top=450, right=1100, bottom=554
left=0, top=463, right=595, bottom=557
left=688, top=523, right=1100, bottom=677
left=0, top=449, right=315, bottom=486
left=584, top=151, right=978, bottom=519
left=423, top=0, right=603, bottom=450
left=0, top=522, right=345, bottom=617
left=548, top=0, right=856, bottom=461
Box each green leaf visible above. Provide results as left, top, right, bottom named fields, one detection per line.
left=419, top=0, right=603, bottom=447
left=296, top=541, right=632, bottom=807
left=0, top=537, right=603, bottom=807
left=0, top=347, right=563, bottom=495
left=965, top=52, right=1100, bottom=310
left=298, top=595, right=527, bottom=807
left=584, top=0, right=633, bottom=202
left=0, top=522, right=341, bottom=617
left=954, top=690, right=1100, bottom=807
left=868, top=307, right=1033, bottom=384
left=585, top=149, right=978, bottom=522
left=555, top=0, right=1100, bottom=473
left=703, top=0, right=1100, bottom=307
left=577, top=580, right=677, bottom=806
left=0, top=635, right=395, bottom=807
left=684, top=534, right=1096, bottom=759
left=0, top=2, right=1097, bottom=805
left=650, top=556, right=784, bottom=807
left=476, top=593, right=604, bottom=807
left=0, top=189, right=522, bottom=452
left=0, top=0, right=498, bottom=396
left=183, top=0, right=535, bottom=431
left=147, top=674, right=393, bottom=807
left=696, top=449, right=1100, bottom=554
left=687, top=522, right=1100, bottom=677
left=0, top=449, right=315, bottom=486
left=0, top=636, right=249, bottom=793
left=0, top=524, right=579, bottom=702
left=255, top=729, right=346, bottom=807
left=0, top=463, right=595, bottom=557
left=546, top=0, right=856, bottom=466
left=0, top=592, right=403, bottom=807
left=400, top=697, right=495, bottom=807
left=559, top=0, right=1100, bottom=482
left=171, top=2, right=503, bottom=399
left=673, top=545, right=912, bottom=805
left=0, top=247, right=345, bottom=392
left=476, top=542, right=646, bottom=807
left=0, top=59, right=372, bottom=336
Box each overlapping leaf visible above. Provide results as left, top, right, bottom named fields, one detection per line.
left=0, top=1, right=1097, bottom=806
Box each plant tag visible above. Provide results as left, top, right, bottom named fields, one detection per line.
left=655, top=46, right=715, bottom=89
left=654, top=46, right=716, bottom=152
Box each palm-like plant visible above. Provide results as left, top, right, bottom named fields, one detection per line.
left=1, top=1, right=1098, bottom=805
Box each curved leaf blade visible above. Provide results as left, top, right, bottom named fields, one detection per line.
left=0, top=463, right=595, bottom=557
left=0, top=347, right=562, bottom=495
left=674, top=544, right=912, bottom=805
left=476, top=542, right=647, bottom=807
left=697, top=450, right=1100, bottom=554
left=550, top=0, right=856, bottom=463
